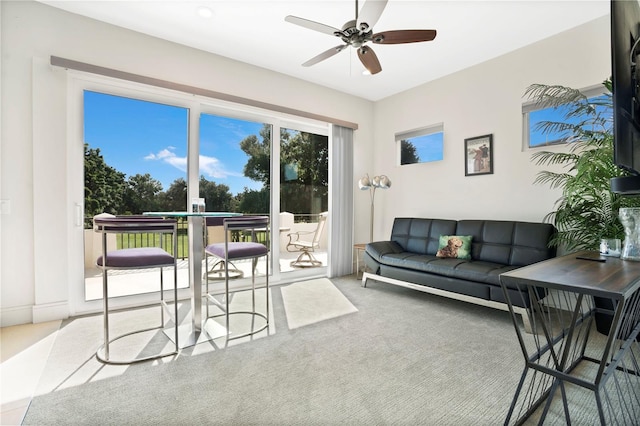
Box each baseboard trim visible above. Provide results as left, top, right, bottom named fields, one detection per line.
left=361, top=272, right=533, bottom=333
left=32, top=301, right=69, bottom=324
left=0, top=305, right=34, bottom=327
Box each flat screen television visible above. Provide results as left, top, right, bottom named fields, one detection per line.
left=611, top=0, right=640, bottom=194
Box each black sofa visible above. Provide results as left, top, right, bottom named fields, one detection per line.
left=362, top=218, right=556, bottom=332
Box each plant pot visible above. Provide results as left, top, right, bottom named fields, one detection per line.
left=619, top=207, right=640, bottom=261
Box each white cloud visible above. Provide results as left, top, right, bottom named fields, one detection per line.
left=199, top=155, right=242, bottom=179
left=145, top=147, right=241, bottom=180
left=145, top=148, right=186, bottom=171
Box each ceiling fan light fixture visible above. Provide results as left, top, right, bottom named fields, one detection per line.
left=196, top=6, right=213, bottom=19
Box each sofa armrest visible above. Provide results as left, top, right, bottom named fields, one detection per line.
left=365, top=241, right=404, bottom=262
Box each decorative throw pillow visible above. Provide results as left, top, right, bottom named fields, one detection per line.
left=436, top=235, right=472, bottom=259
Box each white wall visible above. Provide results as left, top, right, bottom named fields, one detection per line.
left=367, top=16, right=611, bottom=242
left=0, top=0, right=373, bottom=326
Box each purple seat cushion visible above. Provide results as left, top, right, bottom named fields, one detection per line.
left=97, top=247, right=174, bottom=268
left=206, top=242, right=268, bottom=260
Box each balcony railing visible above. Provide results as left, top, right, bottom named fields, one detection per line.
left=114, top=218, right=189, bottom=258
left=85, top=212, right=325, bottom=261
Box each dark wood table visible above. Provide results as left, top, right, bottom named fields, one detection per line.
left=499, top=250, right=640, bottom=425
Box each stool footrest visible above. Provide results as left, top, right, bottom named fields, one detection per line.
left=95, top=324, right=178, bottom=365
left=205, top=311, right=268, bottom=340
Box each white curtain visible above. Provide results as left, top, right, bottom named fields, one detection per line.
left=328, top=124, right=354, bottom=277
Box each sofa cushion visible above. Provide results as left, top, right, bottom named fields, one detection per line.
left=436, top=235, right=472, bottom=259
left=456, top=220, right=555, bottom=266
left=365, top=241, right=405, bottom=263
left=391, top=218, right=457, bottom=256
left=368, top=248, right=520, bottom=286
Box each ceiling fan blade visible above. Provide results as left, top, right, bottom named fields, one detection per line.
left=285, top=15, right=341, bottom=37
left=357, top=0, right=388, bottom=32
left=357, top=45, right=382, bottom=75
left=302, top=45, right=348, bottom=67
left=372, top=29, right=437, bottom=44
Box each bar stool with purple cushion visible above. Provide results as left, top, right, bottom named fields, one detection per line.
left=204, top=216, right=269, bottom=340
left=204, top=216, right=243, bottom=281
left=94, top=216, right=180, bottom=364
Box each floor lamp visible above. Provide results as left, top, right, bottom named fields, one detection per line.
left=358, top=174, right=391, bottom=242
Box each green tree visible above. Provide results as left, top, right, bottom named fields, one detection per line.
left=280, top=128, right=329, bottom=215
left=240, top=125, right=271, bottom=185
left=199, top=176, right=235, bottom=212
left=84, top=143, right=126, bottom=219
left=235, top=123, right=331, bottom=215
left=400, top=140, right=420, bottom=165
left=158, top=177, right=187, bottom=211
left=123, top=173, right=163, bottom=214
left=236, top=187, right=269, bottom=214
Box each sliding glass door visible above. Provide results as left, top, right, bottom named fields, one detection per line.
left=83, top=90, right=190, bottom=301
left=80, top=84, right=331, bottom=308
left=279, top=126, right=329, bottom=274
left=199, top=110, right=330, bottom=280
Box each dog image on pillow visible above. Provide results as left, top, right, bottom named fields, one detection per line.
left=436, top=236, right=463, bottom=258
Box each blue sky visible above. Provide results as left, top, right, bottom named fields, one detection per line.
left=84, top=91, right=264, bottom=195
left=530, top=105, right=573, bottom=146
left=410, top=133, right=444, bottom=162
left=529, top=95, right=611, bottom=147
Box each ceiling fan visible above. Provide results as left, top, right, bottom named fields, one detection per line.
left=284, top=0, right=437, bottom=75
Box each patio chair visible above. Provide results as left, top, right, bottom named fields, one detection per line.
left=204, top=216, right=270, bottom=340
left=286, top=212, right=328, bottom=267
left=94, top=216, right=179, bottom=365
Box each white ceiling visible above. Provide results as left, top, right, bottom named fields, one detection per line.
left=37, top=0, right=610, bottom=101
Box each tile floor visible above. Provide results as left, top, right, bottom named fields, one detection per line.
left=1, top=320, right=62, bottom=425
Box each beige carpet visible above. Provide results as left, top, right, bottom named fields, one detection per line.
left=280, top=278, right=358, bottom=329
left=22, top=276, right=623, bottom=425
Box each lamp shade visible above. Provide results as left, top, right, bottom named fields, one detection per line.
left=378, top=175, right=391, bottom=189
left=358, top=175, right=371, bottom=190
left=359, top=172, right=392, bottom=242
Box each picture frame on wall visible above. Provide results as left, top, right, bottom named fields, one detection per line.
left=464, top=134, right=493, bottom=176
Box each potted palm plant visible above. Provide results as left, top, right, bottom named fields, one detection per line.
left=527, top=79, right=640, bottom=252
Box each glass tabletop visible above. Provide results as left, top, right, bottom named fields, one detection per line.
left=143, top=211, right=243, bottom=217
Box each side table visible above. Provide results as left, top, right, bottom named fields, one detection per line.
left=499, top=250, right=640, bottom=425
left=354, top=243, right=367, bottom=279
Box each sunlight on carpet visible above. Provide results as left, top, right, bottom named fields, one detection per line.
left=280, top=278, right=358, bottom=329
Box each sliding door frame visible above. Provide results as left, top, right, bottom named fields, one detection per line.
left=68, top=71, right=333, bottom=315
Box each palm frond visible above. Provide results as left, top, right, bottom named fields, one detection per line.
left=524, top=84, right=586, bottom=109
left=528, top=79, right=640, bottom=249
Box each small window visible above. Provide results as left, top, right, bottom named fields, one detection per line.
left=523, top=85, right=609, bottom=149
left=396, top=123, right=444, bottom=165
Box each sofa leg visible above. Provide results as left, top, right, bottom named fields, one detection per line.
left=361, top=272, right=369, bottom=288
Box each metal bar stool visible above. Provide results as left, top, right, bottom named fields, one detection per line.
left=204, top=216, right=270, bottom=340
left=204, top=216, right=243, bottom=281
left=94, top=216, right=180, bottom=364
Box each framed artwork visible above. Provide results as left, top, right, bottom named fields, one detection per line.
left=465, top=134, right=493, bottom=176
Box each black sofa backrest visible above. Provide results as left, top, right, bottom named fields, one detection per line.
left=390, top=218, right=456, bottom=255
left=390, top=218, right=556, bottom=267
